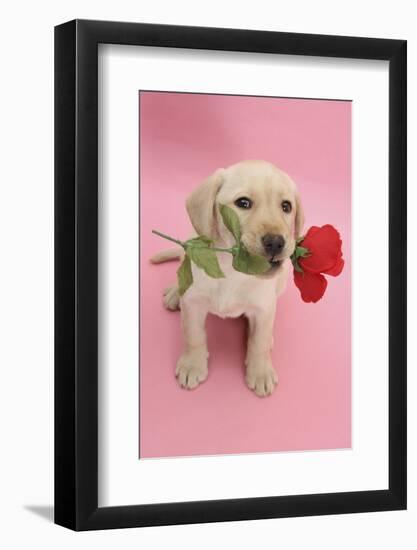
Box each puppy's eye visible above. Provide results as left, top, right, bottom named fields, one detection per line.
left=281, top=200, right=292, bottom=213
left=234, top=197, right=253, bottom=209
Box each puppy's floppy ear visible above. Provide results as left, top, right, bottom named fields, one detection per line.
left=294, top=191, right=305, bottom=238
left=186, top=169, right=224, bottom=238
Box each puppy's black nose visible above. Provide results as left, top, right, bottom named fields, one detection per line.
left=262, top=234, right=285, bottom=257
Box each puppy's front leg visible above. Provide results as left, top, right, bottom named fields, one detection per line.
left=176, top=298, right=209, bottom=390
left=245, top=308, right=278, bottom=397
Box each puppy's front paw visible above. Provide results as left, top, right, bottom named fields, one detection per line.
left=245, top=364, right=278, bottom=397
left=176, top=352, right=208, bottom=390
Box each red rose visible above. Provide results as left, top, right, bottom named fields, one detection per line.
left=292, top=225, right=344, bottom=303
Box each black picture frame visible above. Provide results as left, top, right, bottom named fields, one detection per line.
left=55, top=19, right=407, bottom=531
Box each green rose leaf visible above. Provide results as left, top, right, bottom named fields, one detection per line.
left=188, top=246, right=225, bottom=278
left=177, top=255, right=193, bottom=296
left=185, top=235, right=213, bottom=248
left=232, top=245, right=270, bottom=275
left=219, top=204, right=241, bottom=242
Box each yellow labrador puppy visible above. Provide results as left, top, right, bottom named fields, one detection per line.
left=151, top=160, right=304, bottom=396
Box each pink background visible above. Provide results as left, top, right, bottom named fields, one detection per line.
left=139, top=91, right=351, bottom=459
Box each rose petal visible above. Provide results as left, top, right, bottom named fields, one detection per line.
left=323, top=255, right=344, bottom=276
left=299, top=225, right=343, bottom=274
left=297, top=226, right=320, bottom=244
left=294, top=269, right=328, bottom=303
left=304, top=226, right=321, bottom=238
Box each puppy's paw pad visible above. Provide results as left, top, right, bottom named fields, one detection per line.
left=163, top=285, right=180, bottom=311
left=176, top=359, right=208, bottom=390
left=246, top=367, right=278, bottom=397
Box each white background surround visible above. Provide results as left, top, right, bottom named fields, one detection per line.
left=0, top=1, right=415, bottom=549
left=98, top=45, right=389, bottom=507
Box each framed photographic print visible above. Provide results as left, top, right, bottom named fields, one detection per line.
left=55, top=19, right=407, bottom=530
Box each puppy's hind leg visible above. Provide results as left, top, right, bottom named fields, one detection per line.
left=149, top=247, right=182, bottom=311
left=163, top=285, right=181, bottom=311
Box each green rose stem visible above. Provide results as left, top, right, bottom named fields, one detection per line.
left=153, top=214, right=315, bottom=295
left=151, top=230, right=234, bottom=254
left=152, top=204, right=272, bottom=295
left=151, top=230, right=183, bottom=247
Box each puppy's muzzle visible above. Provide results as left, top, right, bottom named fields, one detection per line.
left=262, top=233, right=286, bottom=263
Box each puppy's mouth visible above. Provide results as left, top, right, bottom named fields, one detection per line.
left=267, top=257, right=283, bottom=273
left=253, top=255, right=284, bottom=278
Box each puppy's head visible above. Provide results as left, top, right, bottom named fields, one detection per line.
left=186, top=160, right=305, bottom=277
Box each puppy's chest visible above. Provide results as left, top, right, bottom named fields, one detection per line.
left=209, top=285, right=248, bottom=318
left=189, top=254, right=279, bottom=318
left=206, top=273, right=271, bottom=318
